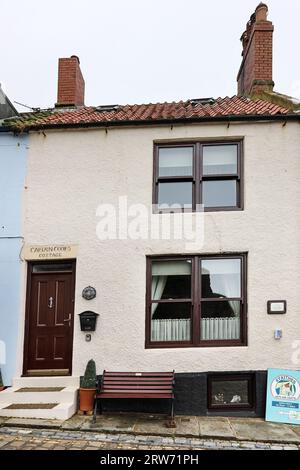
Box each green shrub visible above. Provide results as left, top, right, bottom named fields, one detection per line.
left=81, top=359, right=96, bottom=389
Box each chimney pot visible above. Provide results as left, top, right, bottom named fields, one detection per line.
left=255, top=3, right=268, bottom=22
left=71, top=55, right=80, bottom=64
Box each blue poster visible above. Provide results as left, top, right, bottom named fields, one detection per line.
left=266, top=368, right=300, bottom=425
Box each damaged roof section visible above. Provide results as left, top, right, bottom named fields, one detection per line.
left=250, top=90, right=300, bottom=113
left=1, top=95, right=297, bottom=132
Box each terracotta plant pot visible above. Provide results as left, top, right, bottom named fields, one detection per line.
left=79, top=388, right=96, bottom=412
left=0, top=387, right=4, bottom=392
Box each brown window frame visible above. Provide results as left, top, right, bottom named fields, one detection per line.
left=153, top=141, right=243, bottom=212
left=207, top=373, right=255, bottom=411
left=145, top=254, right=247, bottom=349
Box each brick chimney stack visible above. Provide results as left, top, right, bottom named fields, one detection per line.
left=237, top=3, right=274, bottom=96
left=56, top=55, right=85, bottom=107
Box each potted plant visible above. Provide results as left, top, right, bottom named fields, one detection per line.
left=0, top=369, right=4, bottom=392
left=79, top=359, right=97, bottom=414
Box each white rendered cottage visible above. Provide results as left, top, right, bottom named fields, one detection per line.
left=0, top=3, right=299, bottom=420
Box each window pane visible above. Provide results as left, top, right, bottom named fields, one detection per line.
left=32, top=263, right=73, bottom=273
left=151, top=302, right=191, bottom=341
left=203, top=180, right=236, bottom=208
left=201, top=259, right=241, bottom=298
left=158, top=182, right=192, bottom=208
left=200, top=301, right=241, bottom=340
left=159, top=147, right=193, bottom=176
left=152, top=260, right=192, bottom=300
left=203, top=145, right=237, bottom=175
left=211, top=379, right=249, bottom=406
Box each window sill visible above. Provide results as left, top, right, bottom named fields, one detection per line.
left=152, top=207, right=244, bottom=214
left=145, top=341, right=247, bottom=349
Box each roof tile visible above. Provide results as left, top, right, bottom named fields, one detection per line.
left=2, top=96, right=293, bottom=130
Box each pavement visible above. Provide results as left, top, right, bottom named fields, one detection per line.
left=0, top=414, right=300, bottom=450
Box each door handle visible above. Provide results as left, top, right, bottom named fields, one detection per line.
left=63, top=314, right=72, bottom=326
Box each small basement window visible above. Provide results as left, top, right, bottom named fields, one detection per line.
left=207, top=374, right=255, bottom=410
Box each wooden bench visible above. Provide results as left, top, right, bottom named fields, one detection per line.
left=93, top=371, right=176, bottom=426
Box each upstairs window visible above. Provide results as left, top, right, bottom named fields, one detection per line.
left=153, top=142, right=242, bottom=212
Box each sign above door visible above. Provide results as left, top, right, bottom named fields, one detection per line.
left=24, top=244, right=78, bottom=260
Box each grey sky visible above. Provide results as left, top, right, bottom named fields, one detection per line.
left=1, top=0, right=299, bottom=112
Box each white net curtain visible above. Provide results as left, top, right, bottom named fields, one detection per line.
left=201, top=259, right=241, bottom=340
left=151, top=261, right=191, bottom=342
left=151, top=259, right=241, bottom=342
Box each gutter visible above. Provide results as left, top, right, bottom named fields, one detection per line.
left=0, top=113, right=299, bottom=133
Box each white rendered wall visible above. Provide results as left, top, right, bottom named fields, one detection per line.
left=17, top=120, right=300, bottom=377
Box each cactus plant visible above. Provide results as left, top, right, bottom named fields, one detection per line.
left=81, top=359, right=96, bottom=389
left=79, top=360, right=97, bottom=413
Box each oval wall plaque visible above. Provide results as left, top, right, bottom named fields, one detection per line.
left=82, top=286, right=96, bottom=300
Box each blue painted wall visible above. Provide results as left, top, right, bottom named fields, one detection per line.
left=0, top=133, right=28, bottom=386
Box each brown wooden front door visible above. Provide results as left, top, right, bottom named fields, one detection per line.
left=23, top=262, right=76, bottom=375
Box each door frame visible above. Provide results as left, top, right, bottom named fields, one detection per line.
left=22, top=259, right=76, bottom=376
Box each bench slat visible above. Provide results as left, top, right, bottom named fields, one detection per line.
left=99, top=388, right=172, bottom=395
left=104, top=372, right=174, bottom=377
left=104, top=377, right=173, bottom=381
left=102, top=387, right=173, bottom=392
left=102, top=379, right=173, bottom=387
left=98, top=393, right=173, bottom=399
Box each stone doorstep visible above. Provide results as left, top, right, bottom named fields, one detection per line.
left=0, top=415, right=300, bottom=445
left=0, top=418, right=63, bottom=429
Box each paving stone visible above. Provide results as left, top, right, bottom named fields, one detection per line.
left=231, top=442, right=241, bottom=447
left=239, top=442, right=257, bottom=448
left=61, top=416, right=88, bottom=430
left=7, top=440, right=25, bottom=448
left=17, top=429, right=33, bottom=435
left=82, top=415, right=137, bottom=433
left=0, top=440, right=11, bottom=448
left=290, top=425, right=300, bottom=438
left=229, top=418, right=300, bottom=444
left=191, top=439, right=217, bottom=448
left=86, top=432, right=108, bottom=441
left=161, top=437, right=174, bottom=445
left=135, top=434, right=165, bottom=444
left=134, top=417, right=176, bottom=436
left=0, top=436, right=14, bottom=443
left=199, top=417, right=235, bottom=439
left=0, top=428, right=17, bottom=434
left=175, top=416, right=200, bottom=437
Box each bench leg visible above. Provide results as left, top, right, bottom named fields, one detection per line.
left=166, top=398, right=176, bottom=428
left=172, top=398, right=175, bottom=420
left=92, top=397, right=98, bottom=424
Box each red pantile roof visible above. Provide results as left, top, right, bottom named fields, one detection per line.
left=2, top=96, right=295, bottom=131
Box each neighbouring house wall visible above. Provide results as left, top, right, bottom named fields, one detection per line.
left=20, top=121, right=300, bottom=377
left=0, top=134, right=28, bottom=385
